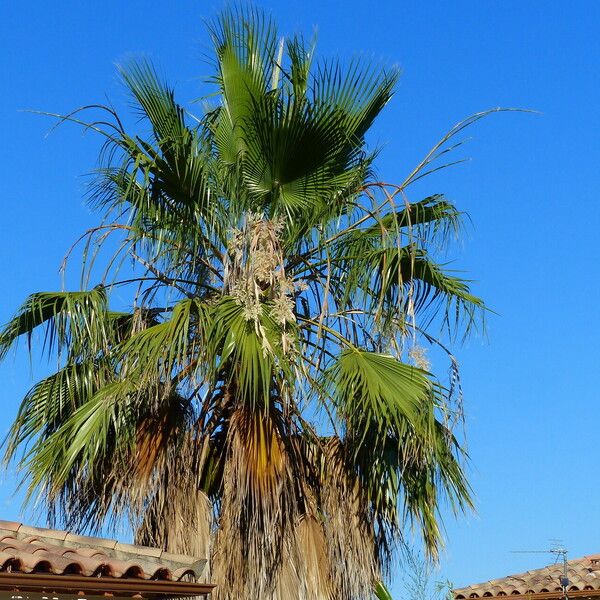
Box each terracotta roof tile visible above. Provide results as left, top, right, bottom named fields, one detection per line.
left=454, top=555, right=600, bottom=599
left=0, top=520, right=206, bottom=582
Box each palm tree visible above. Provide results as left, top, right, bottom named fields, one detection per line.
left=1, top=8, right=489, bottom=600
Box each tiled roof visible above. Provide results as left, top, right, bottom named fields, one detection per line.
left=0, top=520, right=206, bottom=582
left=454, top=555, right=600, bottom=599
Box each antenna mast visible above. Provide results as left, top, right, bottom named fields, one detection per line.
left=510, top=545, right=569, bottom=600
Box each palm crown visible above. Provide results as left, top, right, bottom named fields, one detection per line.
left=2, top=9, right=487, bottom=600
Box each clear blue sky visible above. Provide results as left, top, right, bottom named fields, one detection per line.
left=2, top=1, right=599, bottom=596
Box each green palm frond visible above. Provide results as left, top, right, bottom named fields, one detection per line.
left=331, top=349, right=427, bottom=444
left=398, top=416, right=472, bottom=554
left=374, top=247, right=484, bottom=331
left=286, top=35, right=315, bottom=100
left=117, top=298, right=207, bottom=382
left=4, top=359, right=111, bottom=463
left=0, top=288, right=109, bottom=360
left=208, top=7, right=279, bottom=168
left=313, top=58, right=399, bottom=141
left=329, top=349, right=471, bottom=558
left=362, top=195, right=463, bottom=243
left=207, top=297, right=298, bottom=409
left=119, top=60, right=189, bottom=145
left=25, top=378, right=193, bottom=516
left=24, top=380, right=133, bottom=501
left=334, top=228, right=484, bottom=337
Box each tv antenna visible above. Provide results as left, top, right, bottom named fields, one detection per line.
left=511, top=543, right=569, bottom=600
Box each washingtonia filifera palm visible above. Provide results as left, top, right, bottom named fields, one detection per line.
left=3, top=9, right=493, bottom=600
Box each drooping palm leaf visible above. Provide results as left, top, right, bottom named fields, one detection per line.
left=0, top=288, right=109, bottom=360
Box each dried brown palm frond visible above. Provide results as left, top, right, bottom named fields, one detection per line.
left=212, top=406, right=299, bottom=598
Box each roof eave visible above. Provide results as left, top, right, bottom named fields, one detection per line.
left=455, top=591, right=600, bottom=600
left=0, top=572, right=215, bottom=599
